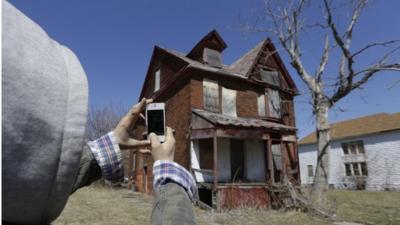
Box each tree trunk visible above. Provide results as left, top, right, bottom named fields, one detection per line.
left=311, top=98, right=331, bottom=202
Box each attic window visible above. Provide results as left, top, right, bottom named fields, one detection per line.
left=203, top=79, right=219, bottom=112
left=260, top=69, right=280, bottom=86
left=203, top=48, right=222, bottom=68
left=154, top=69, right=160, bottom=92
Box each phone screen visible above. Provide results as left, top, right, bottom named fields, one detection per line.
left=147, top=109, right=165, bottom=135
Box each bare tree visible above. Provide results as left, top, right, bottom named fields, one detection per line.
left=86, top=103, right=126, bottom=141
left=247, top=0, right=400, bottom=200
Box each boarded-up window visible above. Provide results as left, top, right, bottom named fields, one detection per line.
left=199, top=139, right=213, bottom=169
left=267, top=89, right=281, bottom=118
left=154, top=69, right=160, bottom=92
left=257, top=93, right=266, bottom=117
left=260, top=69, right=280, bottom=86
left=222, top=87, right=237, bottom=117
left=204, top=48, right=222, bottom=67
left=271, top=143, right=282, bottom=170
left=203, top=79, right=219, bottom=112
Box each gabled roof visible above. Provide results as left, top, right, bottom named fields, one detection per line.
left=193, top=108, right=296, bottom=131
left=139, top=30, right=298, bottom=100
left=227, top=39, right=298, bottom=91
left=299, top=112, right=400, bottom=145
left=228, top=40, right=266, bottom=76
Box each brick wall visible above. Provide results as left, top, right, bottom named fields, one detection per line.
left=163, top=81, right=192, bottom=168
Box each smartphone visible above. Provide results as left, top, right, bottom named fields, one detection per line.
left=146, top=103, right=166, bottom=142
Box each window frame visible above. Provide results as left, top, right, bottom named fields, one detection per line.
left=342, top=140, right=365, bottom=155
left=344, top=162, right=368, bottom=177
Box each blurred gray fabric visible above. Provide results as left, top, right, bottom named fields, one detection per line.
left=2, top=1, right=89, bottom=224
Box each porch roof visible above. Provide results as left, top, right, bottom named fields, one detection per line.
left=192, top=109, right=296, bottom=132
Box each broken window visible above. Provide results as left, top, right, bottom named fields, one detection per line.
left=203, top=79, right=219, bottom=112
left=257, top=93, right=266, bottom=117
left=267, top=89, right=281, bottom=118
left=271, top=143, right=282, bottom=170
left=307, top=165, right=314, bottom=177
left=260, top=69, right=280, bottom=86
left=154, top=69, right=160, bottom=92
left=222, top=87, right=237, bottom=117
left=199, top=139, right=213, bottom=170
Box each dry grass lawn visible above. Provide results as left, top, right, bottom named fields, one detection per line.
left=54, top=186, right=400, bottom=225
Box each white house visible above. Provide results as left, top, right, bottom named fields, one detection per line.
left=298, top=112, right=400, bottom=190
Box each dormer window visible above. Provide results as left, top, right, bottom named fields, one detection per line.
left=260, top=69, right=280, bottom=86
left=203, top=48, right=222, bottom=68
left=154, top=69, right=160, bottom=92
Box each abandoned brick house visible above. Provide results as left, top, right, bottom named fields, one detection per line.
left=129, top=30, right=299, bottom=209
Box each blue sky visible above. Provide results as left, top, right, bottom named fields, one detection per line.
left=9, top=0, right=400, bottom=138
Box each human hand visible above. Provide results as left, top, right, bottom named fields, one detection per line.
left=148, top=127, right=175, bottom=161
left=114, top=98, right=153, bottom=149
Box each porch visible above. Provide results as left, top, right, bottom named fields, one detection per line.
left=190, top=109, right=298, bottom=209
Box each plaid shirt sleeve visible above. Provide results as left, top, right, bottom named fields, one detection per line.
left=87, top=132, right=123, bottom=183
left=153, top=160, right=197, bottom=200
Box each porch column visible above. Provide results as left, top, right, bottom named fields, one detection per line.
left=213, top=131, right=218, bottom=191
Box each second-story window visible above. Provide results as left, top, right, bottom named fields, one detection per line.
left=342, top=141, right=365, bottom=155
left=203, top=79, right=219, bottom=112
left=267, top=88, right=281, bottom=118
left=222, top=87, right=237, bottom=117
left=154, top=69, right=160, bottom=92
